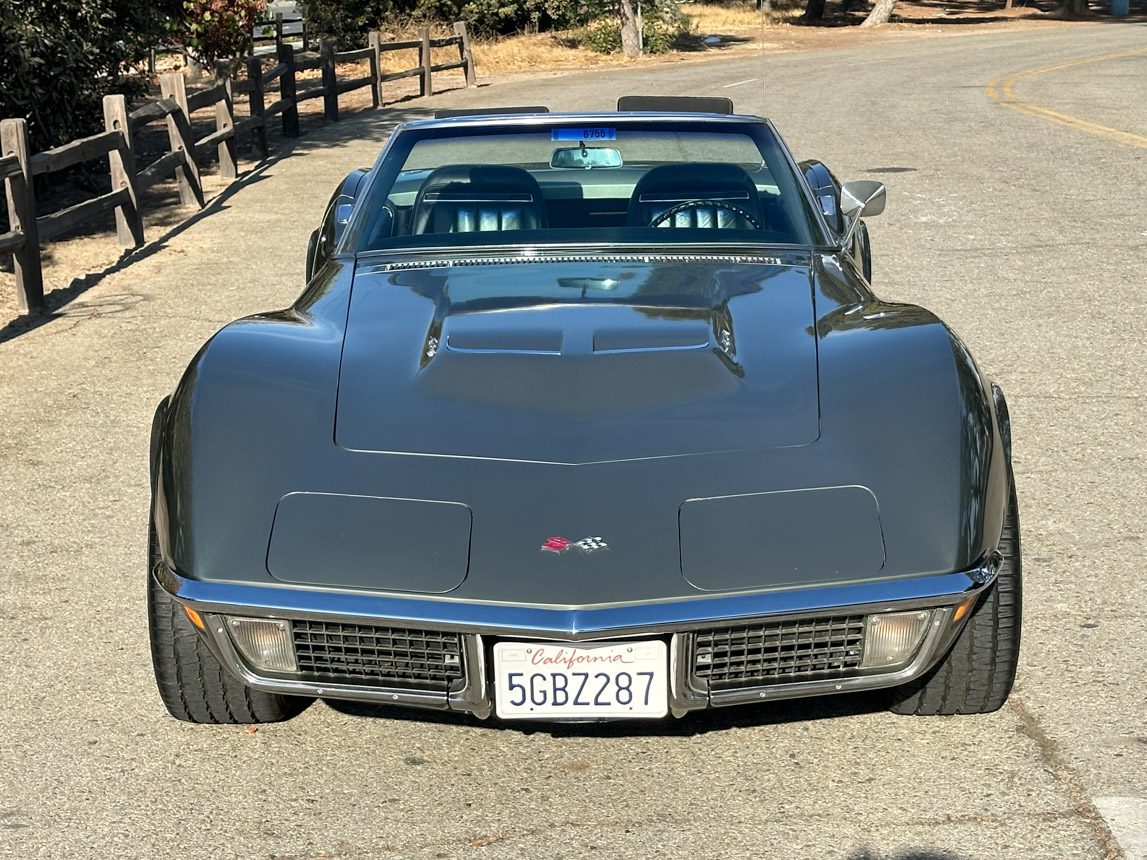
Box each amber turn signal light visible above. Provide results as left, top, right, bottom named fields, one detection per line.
left=182, top=605, right=206, bottom=630
left=953, top=595, right=978, bottom=623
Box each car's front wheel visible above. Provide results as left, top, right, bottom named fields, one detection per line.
left=889, top=482, right=1021, bottom=716
left=148, top=526, right=313, bottom=724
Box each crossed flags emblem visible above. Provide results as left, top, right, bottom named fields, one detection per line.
left=541, top=536, right=609, bottom=554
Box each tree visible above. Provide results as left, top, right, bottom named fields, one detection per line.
left=301, top=0, right=613, bottom=40
left=618, top=0, right=641, bottom=57
left=860, top=0, right=896, bottom=26
left=801, top=0, right=826, bottom=21
left=0, top=0, right=172, bottom=150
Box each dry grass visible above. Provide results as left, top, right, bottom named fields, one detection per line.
left=468, top=2, right=781, bottom=76
left=682, top=2, right=802, bottom=31
left=449, top=1, right=850, bottom=77
left=472, top=32, right=632, bottom=74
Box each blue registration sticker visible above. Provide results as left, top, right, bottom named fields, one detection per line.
left=552, top=127, right=617, bottom=141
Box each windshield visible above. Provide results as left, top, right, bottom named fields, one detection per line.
left=348, top=119, right=826, bottom=253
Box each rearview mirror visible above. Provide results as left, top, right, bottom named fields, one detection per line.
left=550, top=146, right=623, bottom=169
left=840, top=180, right=886, bottom=219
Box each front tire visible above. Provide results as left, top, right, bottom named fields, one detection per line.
left=148, top=526, right=313, bottom=724
left=889, top=483, right=1022, bottom=716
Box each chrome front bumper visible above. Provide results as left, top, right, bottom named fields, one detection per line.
left=154, top=555, right=999, bottom=720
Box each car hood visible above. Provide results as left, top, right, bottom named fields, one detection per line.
left=335, top=257, right=820, bottom=464
left=164, top=254, right=999, bottom=607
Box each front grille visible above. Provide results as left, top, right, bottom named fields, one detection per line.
left=292, top=621, right=465, bottom=692
left=693, top=615, right=865, bottom=690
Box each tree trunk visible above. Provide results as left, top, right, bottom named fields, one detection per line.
left=619, top=0, right=641, bottom=57
left=860, top=0, right=896, bottom=26
left=802, top=0, right=827, bottom=20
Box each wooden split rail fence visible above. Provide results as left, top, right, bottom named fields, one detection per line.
left=1, top=23, right=475, bottom=315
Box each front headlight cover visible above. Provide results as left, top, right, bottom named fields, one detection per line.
left=226, top=616, right=297, bottom=673
left=861, top=610, right=932, bottom=670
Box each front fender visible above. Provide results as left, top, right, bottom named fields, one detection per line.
left=153, top=262, right=353, bottom=581
left=813, top=287, right=1011, bottom=576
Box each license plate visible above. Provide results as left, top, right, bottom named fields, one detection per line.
left=493, top=640, right=668, bottom=719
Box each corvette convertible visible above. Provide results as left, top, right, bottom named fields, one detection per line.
left=148, top=96, right=1020, bottom=724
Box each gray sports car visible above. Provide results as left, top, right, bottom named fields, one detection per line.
left=148, top=97, right=1020, bottom=724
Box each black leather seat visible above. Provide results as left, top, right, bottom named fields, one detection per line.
left=626, top=163, right=763, bottom=230
left=411, top=164, right=547, bottom=235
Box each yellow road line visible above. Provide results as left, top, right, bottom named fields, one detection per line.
left=986, top=47, right=1147, bottom=150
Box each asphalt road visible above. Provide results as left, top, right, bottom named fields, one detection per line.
left=2, top=23, right=1145, bottom=860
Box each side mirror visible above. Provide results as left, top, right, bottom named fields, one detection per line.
left=840, top=180, right=886, bottom=219
left=839, top=180, right=885, bottom=254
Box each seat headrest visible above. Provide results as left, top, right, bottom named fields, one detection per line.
left=416, top=164, right=544, bottom=200
left=627, top=163, right=762, bottom=227
left=632, top=163, right=760, bottom=199
left=412, top=164, right=547, bottom=235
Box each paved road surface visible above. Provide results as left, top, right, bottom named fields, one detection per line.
left=2, top=23, right=1144, bottom=860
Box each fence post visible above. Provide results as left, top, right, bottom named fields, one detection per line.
left=276, top=44, right=300, bottom=138
left=454, top=22, right=476, bottom=88
left=159, top=72, right=205, bottom=208
left=0, top=119, right=44, bottom=315
left=419, top=27, right=433, bottom=98
left=213, top=61, right=238, bottom=179
left=274, top=12, right=284, bottom=49
left=102, top=95, right=145, bottom=248
left=246, top=56, right=268, bottom=159
left=320, top=39, right=339, bottom=121
left=367, top=31, right=382, bottom=109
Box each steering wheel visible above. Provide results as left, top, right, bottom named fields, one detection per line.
left=648, top=200, right=762, bottom=230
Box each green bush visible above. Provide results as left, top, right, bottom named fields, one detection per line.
left=576, top=2, right=689, bottom=54
left=0, top=0, right=173, bottom=151
left=297, top=0, right=399, bottom=48
left=642, top=10, right=690, bottom=53
left=577, top=18, right=622, bottom=53
left=427, top=0, right=610, bottom=34
left=300, top=0, right=609, bottom=41
left=178, top=0, right=267, bottom=65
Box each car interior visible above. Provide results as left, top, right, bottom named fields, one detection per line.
left=386, top=160, right=799, bottom=238
left=349, top=97, right=818, bottom=251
